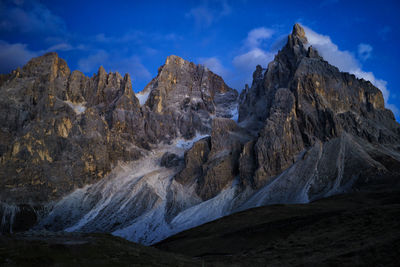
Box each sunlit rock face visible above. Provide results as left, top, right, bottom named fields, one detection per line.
left=0, top=53, right=143, bottom=204
left=1, top=24, right=400, bottom=244
left=0, top=52, right=238, bottom=233
left=142, top=55, right=238, bottom=142
left=0, top=53, right=149, bottom=232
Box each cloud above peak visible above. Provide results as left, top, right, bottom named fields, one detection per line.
left=231, top=27, right=275, bottom=88
left=0, top=40, right=37, bottom=72
left=245, top=27, right=274, bottom=48
left=199, top=57, right=229, bottom=78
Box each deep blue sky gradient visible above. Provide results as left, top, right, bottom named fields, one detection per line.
left=1, top=0, right=399, bottom=118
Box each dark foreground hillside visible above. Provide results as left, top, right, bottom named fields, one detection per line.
left=0, top=232, right=200, bottom=267
left=155, top=188, right=400, bottom=266
left=1, top=187, right=399, bottom=266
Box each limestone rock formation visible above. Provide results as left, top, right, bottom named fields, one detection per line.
left=237, top=24, right=400, bottom=196
left=0, top=23, right=399, bottom=244
left=0, top=53, right=146, bottom=205
left=0, top=52, right=238, bottom=232
left=160, top=152, right=182, bottom=168
left=177, top=118, right=253, bottom=200
left=142, top=55, right=238, bottom=141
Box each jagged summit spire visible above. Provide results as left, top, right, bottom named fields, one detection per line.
left=283, top=23, right=308, bottom=52
left=292, top=23, right=306, bottom=39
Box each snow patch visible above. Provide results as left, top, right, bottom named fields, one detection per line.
left=64, top=101, right=86, bottom=114
left=229, top=103, right=239, bottom=122
left=175, top=133, right=209, bottom=150
left=136, top=91, right=150, bottom=106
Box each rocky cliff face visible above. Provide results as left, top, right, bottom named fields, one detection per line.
left=0, top=53, right=238, bottom=232
left=0, top=53, right=144, bottom=206
left=1, top=24, right=399, bottom=243
left=142, top=55, right=238, bottom=142
left=237, top=24, right=400, bottom=198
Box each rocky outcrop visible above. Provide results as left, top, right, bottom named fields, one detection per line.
left=0, top=52, right=237, bottom=233
left=175, top=24, right=400, bottom=202
left=176, top=118, right=253, bottom=200
left=237, top=23, right=400, bottom=193
left=160, top=152, right=182, bottom=168
left=0, top=53, right=145, bottom=208
left=143, top=55, right=238, bottom=141
left=1, top=23, right=399, bottom=243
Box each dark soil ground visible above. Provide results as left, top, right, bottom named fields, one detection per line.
left=1, top=188, right=399, bottom=266
left=0, top=232, right=200, bottom=267
left=155, top=189, right=400, bottom=266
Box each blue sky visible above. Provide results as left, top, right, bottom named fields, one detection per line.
left=1, top=0, right=399, bottom=119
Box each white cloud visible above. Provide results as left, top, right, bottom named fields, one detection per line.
left=199, top=57, right=229, bottom=77
left=303, top=25, right=397, bottom=115
left=233, top=48, right=274, bottom=73
left=230, top=27, right=275, bottom=88
left=358, top=43, right=373, bottom=60
left=245, top=27, right=274, bottom=48
left=303, top=27, right=360, bottom=71
left=0, top=40, right=37, bottom=73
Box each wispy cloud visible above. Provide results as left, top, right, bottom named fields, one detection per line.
left=0, top=0, right=66, bottom=35
left=0, top=40, right=37, bottom=72
left=78, top=50, right=151, bottom=80
left=233, top=48, right=273, bottom=73
left=199, top=57, right=229, bottom=78
left=232, top=27, right=275, bottom=88
left=186, top=6, right=214, bottom=28
left=186, top=0, right=232, bottom=28
left=45, top=43, right=75, bottom=52
left=303, top=25, right=398, bottom=115
left=0, top=39, right=86, bottom=73
left=245, top=28, right=274, bottom=48
left=198, top=25, right=276, bottom=90
left=358, top=43, right=373, bottom=61
left=78, top=50, right=109, bottom=73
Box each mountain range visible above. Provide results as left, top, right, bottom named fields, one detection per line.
left=1, top=23, right=399, bottom=255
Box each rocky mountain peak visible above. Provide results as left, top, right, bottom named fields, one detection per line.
left=1, top=24, right=399, bottom=246
left=238, top=22, right=400, bottom=189
left=97, top=65, right=107, bottom=77
left=292, top=23, right=306, bottom=39
left=22, top=52, right=70, bottom=79
left=164, top=55, right=187, bottom=67
left=141, top=55, right=238, bottom=139
left=282, top=23, right=309, bottom=61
